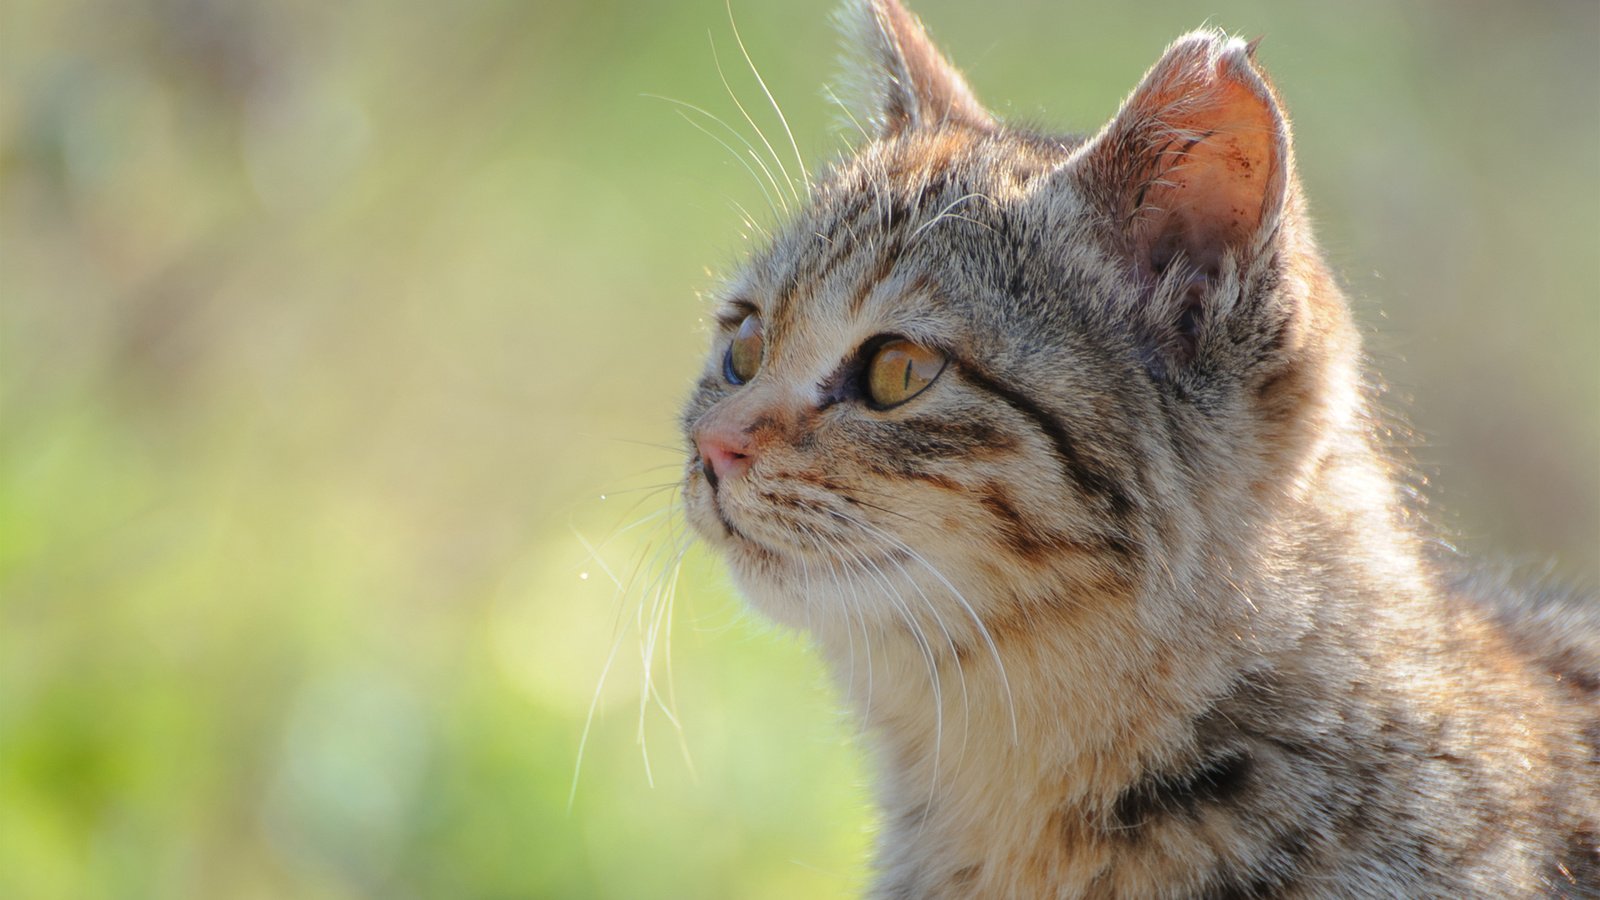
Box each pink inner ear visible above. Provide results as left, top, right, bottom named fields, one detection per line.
left=1137, top=75, right=1281, bottom=273
left=1087, top=33, right=1289, bottom=276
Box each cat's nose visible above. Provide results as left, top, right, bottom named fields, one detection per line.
left=695, top=427, right=755, bottom=488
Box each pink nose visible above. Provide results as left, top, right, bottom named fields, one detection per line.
left=695, top=428, right=754, bottom=486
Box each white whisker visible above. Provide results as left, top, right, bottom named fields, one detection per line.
left=649, top=97, right=787, bottom=220
left=835, top=509, right=1019, bottom=745
left=570, top=481, right=697, bottom=808
left=821, top=533, right=877, bottom=727
left=821, top=529, right=947, bottom=822
left=727, top=198, right=772, bottom=242
left=710, top=33, right=801, bottom=209
left=909, top=192, right=997, bottom=245
left=727, top=0, right=810, bottom=199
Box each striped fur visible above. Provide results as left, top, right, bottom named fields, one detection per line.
left=679, top=2, right=1599, bottom=896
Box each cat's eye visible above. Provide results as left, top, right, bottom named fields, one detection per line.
left=724, top=313, right=764, bottom=384
left=866, top=338, right=946, bottom=409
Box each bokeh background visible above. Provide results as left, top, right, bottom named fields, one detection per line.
left=3, top=0, right=1596, bottom=897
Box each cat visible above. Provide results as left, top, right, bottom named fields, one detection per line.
left=677, top=1, right=1600, bottom=896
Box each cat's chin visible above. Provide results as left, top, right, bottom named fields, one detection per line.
left=725, top=565, right=814, bottom=631
left=683, top=487, right=917, bottom=632
left=722, top=552, right=903, bottom=637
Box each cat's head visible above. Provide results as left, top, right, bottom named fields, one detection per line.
left=680, top=0, right=1358, bottom=650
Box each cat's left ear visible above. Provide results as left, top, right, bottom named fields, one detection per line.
left=1073, top=30, right=1290, bottom=280
left=839, top=0, right=995, bottom=137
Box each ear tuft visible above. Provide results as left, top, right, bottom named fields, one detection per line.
left=836, top=0, right=994, bottom=138
left=1076, top=28, right=1291, bottom=279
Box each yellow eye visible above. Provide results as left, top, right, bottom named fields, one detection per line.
left=724, top=313, right=764, bottom=384
left=866, top=338, right=946, bottom=408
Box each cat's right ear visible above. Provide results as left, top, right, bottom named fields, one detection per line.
left=1062, top=31, right=1293, bottom=369
left=1073, top=30, right=1291, bottom=283
left=837, top=0, right=995, bottom=138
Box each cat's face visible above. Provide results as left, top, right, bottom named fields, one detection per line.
left=680, top=2, right=1342, bottom=651
left=681, top=131, right=1139, bottom=643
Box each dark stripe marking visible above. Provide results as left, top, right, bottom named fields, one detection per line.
left=1111, top=749, right=1254, bottom=833
left=1194, top=827, right=1313, bottom=900
left=955, top=362, right=1137, bottom=523
left=977, top=483, right=1057, bottom=562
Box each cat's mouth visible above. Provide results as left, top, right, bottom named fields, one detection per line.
left=687, top=459, right=913, bottom=571
left=708, top=491, right=776, bottom=555
left=687, top=459, right=787, bottom=561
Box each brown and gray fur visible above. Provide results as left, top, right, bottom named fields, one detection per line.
left=677, top=1, right=1600, bottom=896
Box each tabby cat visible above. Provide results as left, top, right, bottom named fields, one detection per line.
left=678, top=1, right=1600, bottom=896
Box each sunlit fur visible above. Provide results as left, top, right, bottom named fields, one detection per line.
left=679, top=2, right=1599, bottom=896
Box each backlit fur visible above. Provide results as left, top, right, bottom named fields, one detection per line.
left=678, top=2, right=1600, bottom=896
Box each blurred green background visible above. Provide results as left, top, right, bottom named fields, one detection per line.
left=2, top=0, right=1595, bottom=897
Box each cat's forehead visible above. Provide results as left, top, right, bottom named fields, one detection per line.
left=719, top=129, right=1080, bottom=346
left=710, top=127, right=1100, bottom=377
